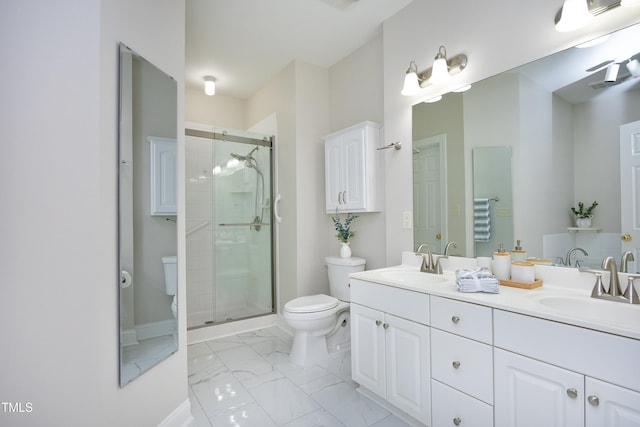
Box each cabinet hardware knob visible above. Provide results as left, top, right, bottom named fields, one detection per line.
left=375, top=320, right=382, bottom=326
left=383, top=323, right=389, bottom=329
left=452, top=361, right=461, bottom=369
left=587, top=395, right=599, bottom=406
left=453, top=417, right=461, bottom=426
left=451, top=316, right=460, bottom=324
left=566, top=388, right=578, bottom=398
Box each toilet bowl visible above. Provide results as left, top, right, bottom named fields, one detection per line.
left=284, top=256, right=365, bottom=367
left=162, top=256, right=177, bottom=319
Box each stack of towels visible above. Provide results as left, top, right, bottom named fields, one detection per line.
left=473, top=198, right=491, bottom=242
left=455, top=268, right=500, bottom=293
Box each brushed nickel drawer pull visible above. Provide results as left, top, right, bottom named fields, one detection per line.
left=566, top=388, right=578, bottom=398
left=453, top=417, right=461, bottom=426
left=451, top=315, right=460, bottom=324
left=452, top=361, right=461, bottom=369
left=375, top=320, right=382, bottom=326
left=587, top=395, right=599, bottom=406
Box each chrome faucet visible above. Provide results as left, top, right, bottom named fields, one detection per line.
left=602, top=257, right=622, bottom=297
left=620, top=251, right=635, bottom=273
left=565, top=247, right=588, bottom=267
left=444, top=241, right=458, bottom=256
left=415, top=243, right=443, bottom=274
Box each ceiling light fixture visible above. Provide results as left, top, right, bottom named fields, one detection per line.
left=400, top=46, right=468, bottom=96
left=204, top=76, right=216, bottom=96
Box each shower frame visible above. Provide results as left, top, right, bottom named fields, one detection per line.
left=185, top=127, right=276, bottom=329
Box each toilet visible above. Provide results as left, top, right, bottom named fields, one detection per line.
left=284, top=256, right=365, bottom=367
left=162, top=256, right=177, bottom=319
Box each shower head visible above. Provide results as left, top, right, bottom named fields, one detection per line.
left=230, top=150, right=262, bottom=176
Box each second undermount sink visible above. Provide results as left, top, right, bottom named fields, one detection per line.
left=532, top=294, right=640, bottom=328
left=376, top=269, right=449, bottom=286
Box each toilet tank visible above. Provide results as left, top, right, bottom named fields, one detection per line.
left=325, top=256, right=365, bottom=301
left=162, top=256, right=177, bottom=295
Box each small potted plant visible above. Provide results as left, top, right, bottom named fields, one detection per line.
left=571, top=201, right=598, bottom=228
left=331, top=211, right=359, bottom=258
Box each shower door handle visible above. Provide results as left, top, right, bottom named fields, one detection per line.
left=274, top=193, right=282, bottom=223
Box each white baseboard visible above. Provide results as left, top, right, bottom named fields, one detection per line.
left=136, top=319, right=177, bottom=341
left=121, top=329, right=138, bottom=347
left=158, top=398, right=194, bottom=427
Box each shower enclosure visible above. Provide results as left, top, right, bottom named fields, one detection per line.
left=185, top=127, right=274, bottom=329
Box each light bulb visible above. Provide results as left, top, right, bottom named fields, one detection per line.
left=204, top=76, right=216, bottom=96
left=401, top=69, right=420, bottom=96
left=429, top=47, right=450, bottom=84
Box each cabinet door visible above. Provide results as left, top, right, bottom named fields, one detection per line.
left=325, top=137, right=345, bottom=212
left=385, top=313, right=431, bottom=423
left=494, top=348, right=584, bottom=427
left=351, top=303, right=386, bottom=398
left=586, top=377, right=640, bottom=427
left=341, top=127, right=366, bottom=211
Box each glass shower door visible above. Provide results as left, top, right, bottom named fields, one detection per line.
left=185, top=128, right=274, bottom=328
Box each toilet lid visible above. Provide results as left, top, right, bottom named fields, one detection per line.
left=285, top=294, right=338, bottom=313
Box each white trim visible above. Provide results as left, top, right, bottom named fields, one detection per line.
left=187, top=314, right=278, bottom=344
left=136, top=319, right=177, bottom=341
left=120, top=329, right=138, bottom=347
left=158, top=398, right=194, bottom=427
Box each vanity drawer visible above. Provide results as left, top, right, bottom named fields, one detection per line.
left=431, top=295, right=492, bottom=344
left=432, top=380, right=494, bottom=427
left=350, top=278, right=430, bottom=325
left=431, top=328, right=493, bottom=404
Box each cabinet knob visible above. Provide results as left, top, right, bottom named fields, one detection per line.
left=453, top=417, right=461, bottom=426
left=452, top=361, right=461, bottom=369
left=451, top=316, right=460, bottom=324
left=375, top=320, right=382, bottom=326
left=383, top=323, right=389, bottom=329
left=566, top=388, right=578, bottom=399
left=587, top=395, right=600, bottom=406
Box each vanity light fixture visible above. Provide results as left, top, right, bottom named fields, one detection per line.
left=400, top=46, right=468, bottom=96
left=605, top=62, right=620, bottom=82
left=204, top=76, right=216, bottom=96
left=555, top=0, right=593, bottom=32
left=626, top=59, right=640, bottom=77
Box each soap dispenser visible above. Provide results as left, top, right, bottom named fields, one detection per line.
left=493, top=242, right=511, bottom=280
left=511, top=240, right=528, bottom=262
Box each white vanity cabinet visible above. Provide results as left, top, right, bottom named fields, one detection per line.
left=350, top=279, right=431, bottom=424
left=324, top=121, right=381, bottom=213
left=494, top=310, right=640, bottom=427
left=430, top=296, right=494, bottom=427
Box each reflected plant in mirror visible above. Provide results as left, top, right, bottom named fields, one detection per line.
left=412, top=23, right=640, bottom=269
left=118, top=43, right=178, bottom=386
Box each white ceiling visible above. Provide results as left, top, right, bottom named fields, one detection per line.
left=185, top=0, right=414, bottom=99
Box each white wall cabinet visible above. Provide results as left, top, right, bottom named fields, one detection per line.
left=148, top=136, right=177, bottom=215
left=324, top=121, right=381, bottom=213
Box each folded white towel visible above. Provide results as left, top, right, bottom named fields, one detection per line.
left=455, top=268, right=500, bottom=293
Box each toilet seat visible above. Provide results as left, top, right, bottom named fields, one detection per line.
left=284, top=294, right=338, bottom=313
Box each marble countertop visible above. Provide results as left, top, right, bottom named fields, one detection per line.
left=350, top=253, right=640, bottom=340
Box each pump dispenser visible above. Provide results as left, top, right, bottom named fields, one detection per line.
left=493, top=242, right=511, bottom=280
left=511, top=240, right=528, bottom=262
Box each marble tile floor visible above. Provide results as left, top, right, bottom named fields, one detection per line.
left=188, top=326, right=412, bottom=427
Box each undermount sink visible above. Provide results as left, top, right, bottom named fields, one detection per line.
left=533, top=294, right=640, bottom=327
left=376, top=269, right=449, bottom=286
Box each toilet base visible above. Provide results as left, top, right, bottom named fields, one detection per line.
left=289, top=331, right=329, bottom=367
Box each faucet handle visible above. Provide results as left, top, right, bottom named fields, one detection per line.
left=623, top=275, right=640, bottom=304
left=582, top=270, right=606, bottom=298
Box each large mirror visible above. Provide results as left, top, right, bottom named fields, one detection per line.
left=118, top=44, right=178, bottom=386
left=413, top=22, right=640, bottom=268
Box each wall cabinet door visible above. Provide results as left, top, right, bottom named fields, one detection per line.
left=324, top=121, right=380, bottom=213
left=351, top=303, right=386, bottom=398
left=385, top=313, right=430, bottom=423
left=494, top=348, right=584, bottom=427
left=586, top=377, right=640, bottom=427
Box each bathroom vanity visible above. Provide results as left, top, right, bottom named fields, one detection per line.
left=349, top=254, right=640, bottom=427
